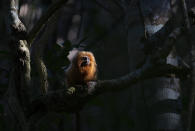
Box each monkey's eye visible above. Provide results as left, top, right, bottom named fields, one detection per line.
left=80, top=56, right=90, bottom=67
left=81, top=56, right=89, bottom=61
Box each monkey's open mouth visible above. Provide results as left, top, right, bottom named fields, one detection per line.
left=80, top=56, right=90, bottom=67
left=81, top=60, right=90, bottom=67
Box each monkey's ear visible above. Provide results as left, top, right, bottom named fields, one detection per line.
left=67, top=48, right=79, bottom=61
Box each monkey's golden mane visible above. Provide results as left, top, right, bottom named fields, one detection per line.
left=65, top=51, right=97, bottom=87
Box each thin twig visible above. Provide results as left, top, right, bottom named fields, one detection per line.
left=94, top=0, right=117, bottom=18
left=27, top=0, right=68, bottom=45
left=112, top=0, right=125, bottom=13
left=182, top=0, right=190, bottom=29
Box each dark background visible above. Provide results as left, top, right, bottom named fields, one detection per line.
left=0, top=0, right=195, bottom=131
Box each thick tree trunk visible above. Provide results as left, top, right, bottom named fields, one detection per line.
left=4, top=0, right=31, bottom=131
left=137, top=0, right=183, bottom=130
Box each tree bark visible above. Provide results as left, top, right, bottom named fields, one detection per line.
left=5, top=0, right=31, bottom=130
left=137, top=0, right=183, bottom=130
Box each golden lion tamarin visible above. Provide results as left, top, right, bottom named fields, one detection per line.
left=65, top=51, right=97, bottom=130
left=65, top=51, right=97, bottom=87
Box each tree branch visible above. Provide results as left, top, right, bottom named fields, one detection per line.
left=94, top=0, right=117, bottom=18
left=8, top=0, right=31, bottom=108
left=6, top=0, right=31, bottom=130
left=34, top=57, right=48, bottom=95
left=27, top=0, right=69, bottom=45
left=189, top=7, right=195, bottom=25
left=181, top=0, right=190, bottom=29
left=29, top=26, right=186, bottom=119
left=181, top=1, right=195, bottom=131
left=32, top=11, right=62, bottom=95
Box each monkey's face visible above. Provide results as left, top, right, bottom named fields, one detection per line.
left=80, top=56, right=91, bottom=67
left=76, top=52, right=96, bottom=75
left=78, top=55, right=92, bottom=75
left=67, top=51, right=97, bottom=85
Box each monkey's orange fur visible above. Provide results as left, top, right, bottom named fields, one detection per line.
left=65, top=51, right=97, bottom=87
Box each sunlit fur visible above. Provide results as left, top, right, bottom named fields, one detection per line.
left=65, top=51, right=97, bottom=87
